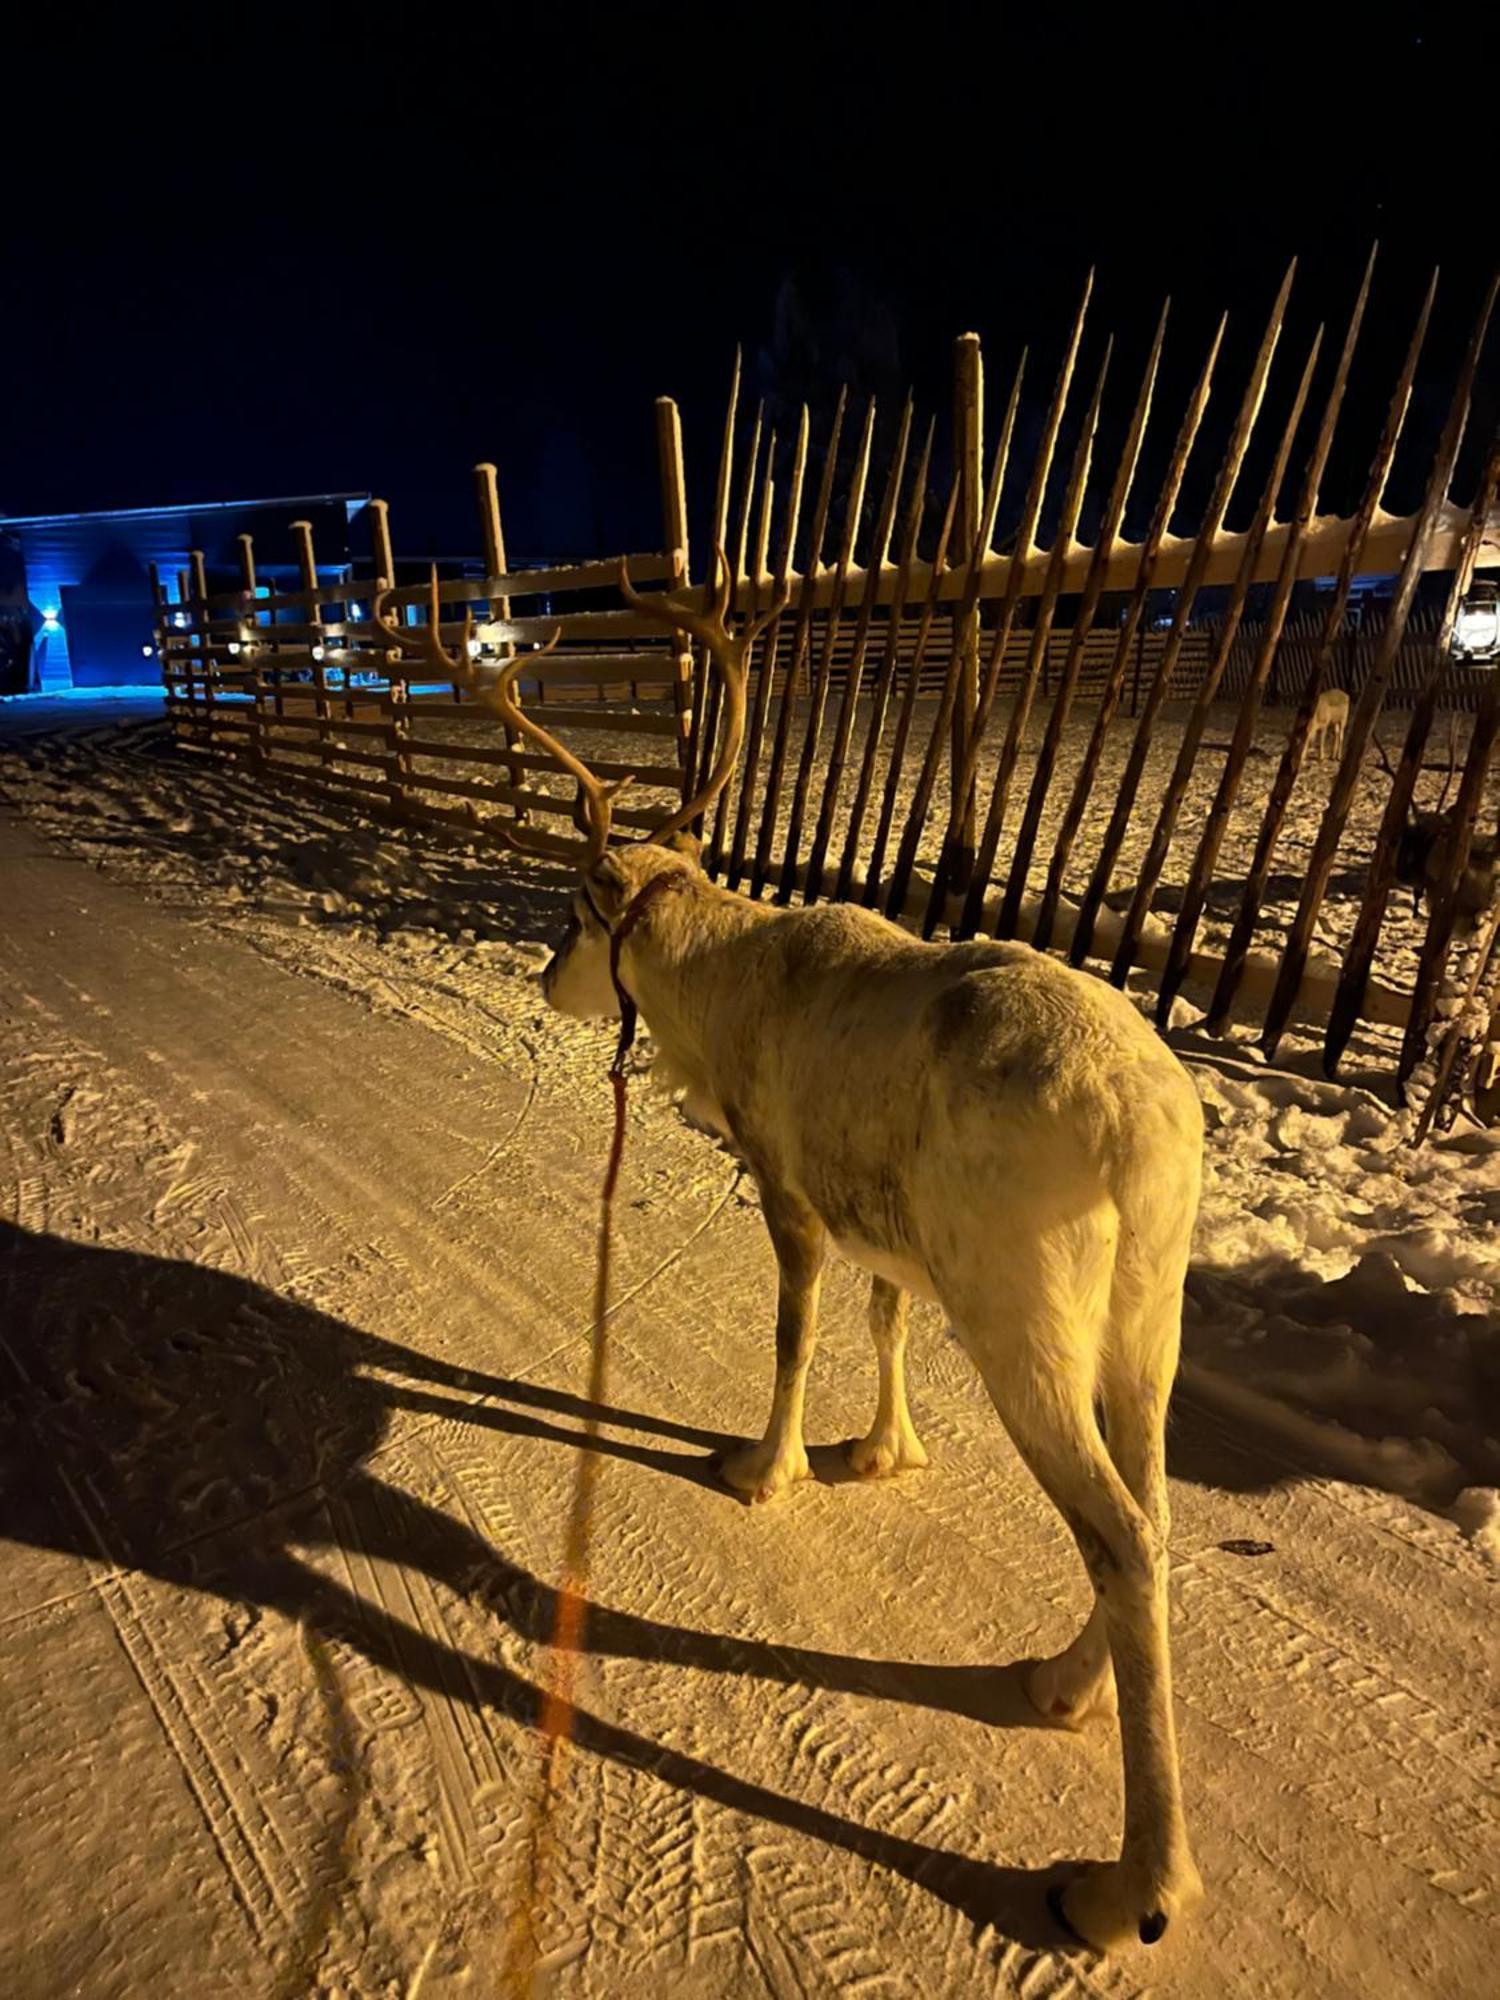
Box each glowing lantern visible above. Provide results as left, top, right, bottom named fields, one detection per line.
left=1452, top=581, right=1500, bottom=666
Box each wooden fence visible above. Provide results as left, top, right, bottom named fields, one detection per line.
left=159, top=251, right=1500, bottom=1117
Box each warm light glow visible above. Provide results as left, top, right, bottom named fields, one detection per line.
left=311, top=644, right=326, bottom=662
left=1452, top=583, right=1500, bottom=666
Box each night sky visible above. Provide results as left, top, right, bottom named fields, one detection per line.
left=6, top=4, right=1485, bottom=564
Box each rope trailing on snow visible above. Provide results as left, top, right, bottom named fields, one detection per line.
left=504, top=876, right=679, bottom=1992
left=503, top=1062, right=626, bottom=1993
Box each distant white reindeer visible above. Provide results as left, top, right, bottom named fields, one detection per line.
left=374, top=562, right=1206, bottom=1952
left=1306, top=685, right=1349, bottom=763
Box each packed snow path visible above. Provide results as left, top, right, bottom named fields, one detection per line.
left=1, top=706, right=1496, bottom=1997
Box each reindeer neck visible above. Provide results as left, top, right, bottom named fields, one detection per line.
left=618, top=873, right=771, bottom=1071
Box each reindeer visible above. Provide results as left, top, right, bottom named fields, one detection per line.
left=374, top=562, right=1206, bottom=1952
left=1375, top=720, right=1500, bottom=934
left=1306, top=685, right=1349, bottom=763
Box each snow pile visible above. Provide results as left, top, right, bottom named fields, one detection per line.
left=1184, top=1061, right=1500, bottom=1542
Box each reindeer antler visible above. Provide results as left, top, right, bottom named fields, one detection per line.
left=372, top=567, right=630, bottom=863
left=619, top=544, right=790, bottom=844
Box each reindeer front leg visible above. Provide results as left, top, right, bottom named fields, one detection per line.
left=721, top=1184, right=826, bottom=1505
left=849, top=1278, right=929, bottom=1478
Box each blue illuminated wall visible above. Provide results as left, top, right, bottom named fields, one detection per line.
left=0, top=494, right=371, bottom=689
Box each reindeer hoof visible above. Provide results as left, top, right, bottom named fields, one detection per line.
left=848, top=1431, right=929, bottom=1479
left=1049, top=1859, right=1202, bottom=1953
left=719, top=1442, right=809, bottom=1504
left=1024, top=1653, right=1116, bottom=1731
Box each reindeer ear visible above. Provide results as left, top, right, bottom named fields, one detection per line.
left=582, top=850, right=632, bottom=922
left=658, top=829, right=703, bottom=867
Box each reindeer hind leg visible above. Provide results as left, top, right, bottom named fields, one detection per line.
left=955, top=1215, right=1201, bottom=1951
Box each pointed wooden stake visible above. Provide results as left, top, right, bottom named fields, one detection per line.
left=778, top=396, right=877, bottom=900
left=955, top=335, right=1114, bottom=939
left=751, top=390, right=848, bottom=897
left=802, top=396, right=914, bottom=903
left=1207, top=258, right=1430, bottom=1033
left=1069, top=260, right=1296, bottom=969
left=834, top=415, right=936, bottom=901
left=1263, top=270, right=1497, bottom=1062
left=1003, top=301, right=1169, bottom=942
left=727, top=409, right=807, bottom=889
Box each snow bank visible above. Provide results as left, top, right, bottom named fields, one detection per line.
left=1185, top=1060, right=1500, bottom=1548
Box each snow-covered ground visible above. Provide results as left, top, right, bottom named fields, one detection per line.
left=1, top=694, right=1496, bottom=1997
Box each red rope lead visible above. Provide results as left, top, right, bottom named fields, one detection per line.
left=505, top=876, right=682, bottom=1991
left=505, top=1063, right=629, bottom=1992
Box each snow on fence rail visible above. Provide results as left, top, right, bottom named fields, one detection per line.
left=157, top=253, right=1500, bottom=1118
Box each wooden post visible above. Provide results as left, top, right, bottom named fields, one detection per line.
left=707, top=396, right=765, bottom=871
left=1128, top=332, right=1328, bottom=1016
left=690, top=354, right=742, bottom=816
left=727, top=411, right=806, bottom=891
left=368, top=495, right=397, bottom=612
left=778, top=395, right=876, bottom=901
left=803, top=394, right=914, bottom=904
left=369, top=498, right=408, bottom=815
left=955, top=337, right=1114, bottom=940
left=882, top=354, right=1023, bottom=927
left=291, top=520, right=331, bottom=781
left=834, top=416, right=934, bottom=901
left=655, top=397, right=694, bottom=805
left=1003, top=303, right=1167, bottom=939
left=751, top=389, right=848, bottom=898
left=1326, top=424, right=1500, bottom=1072
left=236, top=533, right=265, bottom=770
left=474, top=462, right=526, bottom=815
left=1069, top=261, right=1295, bottom=972
left=190, top=550, right=212, bottom=748
left=1402, top=635, right=1500, bottom=1085
left=1157, top=248, right=1375, bottom=1026
left=1263, top=271, right=1498, bottom=1061
left=867, top=472, right=961, bottom=905
left=174, top=568, right=195, bottom=734
left=148, top=563, right=173, bottom=736
left=929, top=274, right=1092, bottom=927
left=1032, top=316, right=1222, bottom=955
left=264, top=579, right=286, bottom=724
left=950, top=331, right=984, bottom=890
